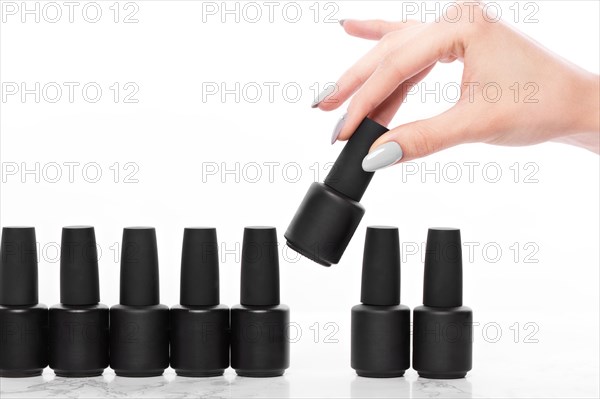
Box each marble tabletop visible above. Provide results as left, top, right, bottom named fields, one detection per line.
left=1, top=364, right=598, bottom=399
left=0, top=368, right=477, bottom=399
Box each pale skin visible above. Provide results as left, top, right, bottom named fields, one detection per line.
left=315, top=3, right=600, bottom=166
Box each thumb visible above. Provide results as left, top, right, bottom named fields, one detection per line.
left=363, top=107, right=470, bottom=171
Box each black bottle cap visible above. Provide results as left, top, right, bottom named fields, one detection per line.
left=180, top=227, right=220, bottom=306
left=240, top=227, right=280, bottom=306
left=120, top=227, right=160, bottom=306
left=60, top=226, right=100, bottom=305
left=324, top=118, right=389, bottom=202
left=423, top=228, right=463, bottom=308
left=360, top=226, right=401, bottom=306
left=0, top=227, right=39, bottom=306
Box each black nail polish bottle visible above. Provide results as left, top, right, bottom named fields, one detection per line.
left=413, top=228, right=473, bottom=379
left=49, top=226, right=109, bottom=377
left=110, top=227, right=169, bottom=377
left=231, top=227, right=290, bottom=377
left=170, top=227, right=229, bottom=377
left=285, top=118, right=389, bottom=266
left=351, top=226, right=410, bottom=378
left=0, top=227, right=48, bottom=377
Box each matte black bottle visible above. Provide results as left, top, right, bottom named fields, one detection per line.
left=170, top=227, right=229, bottom=377
left=110, top=227, right=169, bottom=377
left=49, top=226, right=109, bottom=377
left=351, top=226, right=410, bottom=377
left=285, top=118, right=389, bottom=266
left=0, top=227, right=48, bottom=377
left=413, top=228, right=473, bottom=379
left=231, top=227, right=290, bottom=377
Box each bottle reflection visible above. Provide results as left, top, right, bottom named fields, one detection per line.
left=350, top=375, right=410, bottom=398
left=413, top=376, right=473, bottom=398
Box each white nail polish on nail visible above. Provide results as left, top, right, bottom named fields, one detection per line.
left=331, top=113, right=346, bottom=144
left=362, top=142, right=403, bottom=172
left=311, top=85, right=336, bottom=108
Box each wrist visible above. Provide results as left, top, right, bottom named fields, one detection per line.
left=582, top=73, right=600, bottom=134
left=557, top=72, right=599, bottom=153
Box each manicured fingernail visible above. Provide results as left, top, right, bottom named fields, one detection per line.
left=362, top=142, right=403, bottom=172
left=311, top=85, right=336, bottom=109
left=339, top=19, right=346, bottom=26
left=331, top=113, right=346, bottom=144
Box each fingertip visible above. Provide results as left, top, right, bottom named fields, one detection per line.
left=337, top=115, right=363, bottom=142
left=340, top=19, right=366, bottom=37
left=361, top=141, right=403, bottom=172
left=368, top=131, right=394, bottom=152
left=336, top=129, right=351, bottom=142
left=317, top=99, right=341, bottom=111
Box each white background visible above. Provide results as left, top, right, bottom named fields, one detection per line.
left=1, top=1, right=599, bottom=398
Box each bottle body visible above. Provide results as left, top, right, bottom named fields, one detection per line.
left=351, top=304, right=410, bottom=377
left=109, top=304, right=169, bottom=377
left=285, top=182, right=365, bottom=266
left=0, top=304, right=48, bottom=377
left=170, top=304, right=229, bottom=377
left=231, top=304, right=289, bottom=377
left=413, top=305, right=473, bottom=379
left=49, top=304, right=109, bottom=377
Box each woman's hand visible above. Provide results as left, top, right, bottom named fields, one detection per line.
left=312, top=2, right=599, bottom=171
